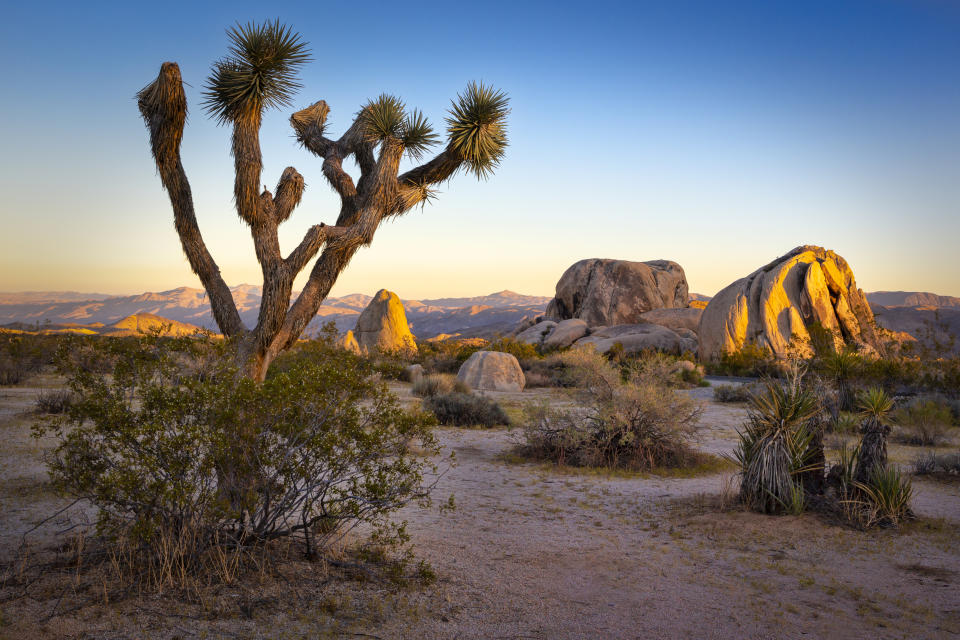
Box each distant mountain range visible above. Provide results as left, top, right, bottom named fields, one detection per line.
left=866, top=291, right=960, bottom=309
left=2, top=287, right=957, bottom=347
left=0, top=286, right=552, bottom=340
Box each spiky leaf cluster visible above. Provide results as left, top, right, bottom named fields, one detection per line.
left=445, top=82, right=510, bottom=178
left=203, top=20, right=310, bottom=124
left=361, top=96, right=439, bottom=159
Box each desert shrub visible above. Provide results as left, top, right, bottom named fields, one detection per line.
left=487, top=337, right=540, bottom=360
left=731, top=375, right=822, bottom=514
left=412, top=373, right=470, bottom=398
left=0, top=358, right=24, bottom=385
left=370, top=355, right=411, bottom=381
left=35, top=335, right=440, bottom=583
left=713, top=382, right=763, bottom=403
left=913, top=451, right=960, bottom=475
left=0, top=334, right=50, bottom=384
left=35, top=388, right=74, bottom=414
left=417, top=339, right=486, bottom=374
left=522, top=353, right=572, bottom=388
left=892, top=397, right=955, bottom=446
left=422, top=392, right=509, bottom=427
left=707, top=343, right=778, bottom=378
left=518, top=346, right=703, bottom=470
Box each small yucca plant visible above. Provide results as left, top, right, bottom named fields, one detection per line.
left=854, top=387, right=893, bottom=484
left=731, top=377, right=821, bottom=514
left=855, top=467, right=913, bottom=527
left=819, top=349, right=862, bottom=412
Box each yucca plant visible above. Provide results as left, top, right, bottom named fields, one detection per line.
left=818, top=349, right=862, bottom=412
left=731, top=376, right=822, bottom=514
left=854, top=387, right=893, bottom=484
left=855, top=467, right=913, bottom=527
left=138, top=21, right=509, bottom=383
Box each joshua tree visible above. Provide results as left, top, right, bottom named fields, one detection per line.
left=138, top=21, right=508, bottom=380
left=854, top=387, right=894, bottom=484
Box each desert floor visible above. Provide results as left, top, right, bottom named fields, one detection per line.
left=1, top=375, right=959, bottom=639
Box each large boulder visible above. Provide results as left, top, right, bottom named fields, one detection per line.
left=544, top=259, right=689, bottom=326
left=515, top=320, right=557, bottom=345
left=639, top=307, right=703, bottom=334
left=698, top=246, right=883, bottom=361
left=516, top=319, right=588, bottom=350
left=542, top=319, right=589, bottom=350
left=353, top=289, right=418, bottom=355
left=574, top=323, right=697, bottom=355
left=457, top=351, right=525, bottom=392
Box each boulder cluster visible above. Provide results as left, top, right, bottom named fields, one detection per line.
left=517, top=258, right=701, bottom=355
left=516, top=245, right=883, bottom=361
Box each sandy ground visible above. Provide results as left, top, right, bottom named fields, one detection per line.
left=1, top=375, right=959, bottom=639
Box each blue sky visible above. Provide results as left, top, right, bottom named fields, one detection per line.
left=1, top=0, right=958, bottom=298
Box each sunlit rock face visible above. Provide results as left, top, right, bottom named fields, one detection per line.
left=698, top=246, right=882, bottom=361
left=353, top=289, right=418, bottom=355
left=544, top=259, right=689, bottom=326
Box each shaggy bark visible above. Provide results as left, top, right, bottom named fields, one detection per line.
left=854, top=418, right=890, bottom=485
left=139, top=64, right=493, bottom=381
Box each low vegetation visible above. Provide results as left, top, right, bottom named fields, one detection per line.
left=892, top=396, right=956, bottom=446
left=729, top=369, right=915, bottom=528
left=33, top=334, right=441, bottom=588
left=412, top=373, right=470, bottom=398
left=422, top=392, right=509, bottom=427
left=517, top=346, right=703, bottom=471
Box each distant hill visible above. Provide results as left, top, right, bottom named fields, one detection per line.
left=101, top=313, right=207, bottom=337
left=0, top=286, right=551, bottom=340
left=867, top=291, right=960, bottom=308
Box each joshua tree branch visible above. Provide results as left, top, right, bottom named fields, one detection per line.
left=137, top=62, right=245, bottom=337
left=274, top=167, right=305, bottom=223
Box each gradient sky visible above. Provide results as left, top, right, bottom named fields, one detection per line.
left=1, top=0, right=958, bottom=300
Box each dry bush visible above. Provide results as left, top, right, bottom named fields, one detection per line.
left=35, top=388, right=73, bottom=414
left=913, top=451, right=960, bottom=475
left=412, top=373, right=470, bottom=398
left=422, top=392, right=509, bottom=427
left=892, top=397, right=956, bottom=446
left=518, top=346, right=703, bottom=470
left=713, top=382, right=762, bottom=403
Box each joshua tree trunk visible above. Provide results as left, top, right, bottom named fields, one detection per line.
left=137, top=23, right=508, bottom=383
left=854, top=417, right=890, bottom=485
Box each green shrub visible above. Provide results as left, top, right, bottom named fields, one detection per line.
left=522, top=353, right=572, bottom=388
left=518, top=346, right=703, bottom=470
left=36, top=335, right=440, bottom=581
left=412, top=373, right=470, bottom=398
left=893, top=397, right=955, bottom=446
left=707, top=343, right=778, bottom=378
left=815, top=349, right=863, bottom=412
left=417, top=339, right=486, bottom=374
left=486, top=337, right=541, bottom=360
left=422, top=392, right=509, bottom=427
